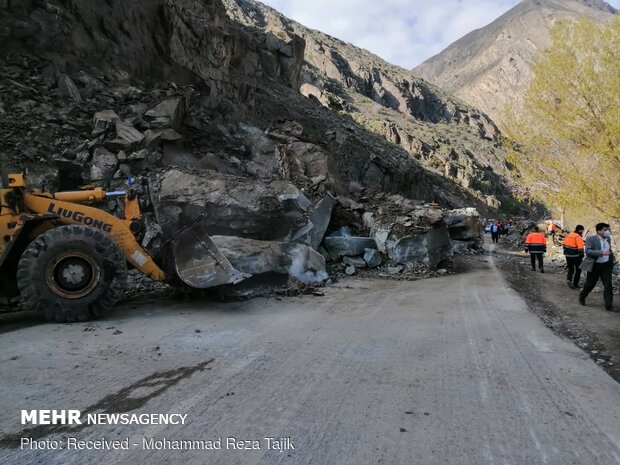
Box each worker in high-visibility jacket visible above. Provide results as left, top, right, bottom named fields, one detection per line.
left=547, top=220, right=558, bottom=244
left=525, top=225, right=547, bottom=273
left=563, top=225, right=585, bottom=289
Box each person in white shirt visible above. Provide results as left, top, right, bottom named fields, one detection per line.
left=579, top=223, right=616, bottom=312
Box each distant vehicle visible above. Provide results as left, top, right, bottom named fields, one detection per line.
left=484, top=219, right=497, bottom=233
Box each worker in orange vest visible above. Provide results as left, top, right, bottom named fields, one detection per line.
left=563, top=225, right=585, bottom=289
left=525, top=225, right=547, bottom=273
left=547, top=220, right=558, bottom=245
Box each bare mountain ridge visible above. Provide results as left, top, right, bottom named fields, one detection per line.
left=414, top=0, right=617, bottom=128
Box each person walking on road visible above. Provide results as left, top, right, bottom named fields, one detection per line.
left=525, top=226, right=547, bottom=273
left=579, top=223, right=617, bottom=312
left=563, top=225, right=585, bottom=289
left=491, top=222, right=500, bottom=243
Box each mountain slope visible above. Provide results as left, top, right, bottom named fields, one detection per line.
left=414, top=0, right=617, bottom=128
left=0, top=0, right=527, bottom=215
left=224, top=0, right=524, bottom=211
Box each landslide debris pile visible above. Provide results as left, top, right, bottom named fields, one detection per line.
left=148, top=168, right=484, bottom=287
left=0, top=0, right=486, bottom=298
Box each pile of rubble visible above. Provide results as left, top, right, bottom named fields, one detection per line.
left=319, top=196, right=483, bottom=281
left=0, top=35, right=487, bottom=301
left=144, top=169, right=484, bottom=294
left=0, top=51, right=199, bottom=189
left=0, top=54, right=486, bottom=298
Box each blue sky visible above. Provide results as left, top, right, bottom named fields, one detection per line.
left=260, top=0, right=620, bottom=68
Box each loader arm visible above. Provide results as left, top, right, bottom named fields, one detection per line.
left=23, top=193, right=167, bottom=282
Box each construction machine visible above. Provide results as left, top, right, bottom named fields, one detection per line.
left=0, top=173, right=247, bottom=322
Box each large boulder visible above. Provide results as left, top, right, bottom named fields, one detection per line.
left=445, top=208, right=482, bottom=241
left=143, top=97, right=187, bottom=130
left=289, top=194, right=335, bottom=249
left=363, top=198, right=453, bottom=269
left=148, top=168, right=312, bottom=241
left=211, top=236, right=327, bottom=284
left=392, top=224, right=453, bottom=268
left=87, top=147, right=118, bottom=180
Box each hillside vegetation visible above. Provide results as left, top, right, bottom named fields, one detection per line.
left=504, top=15, right=620, bottom=226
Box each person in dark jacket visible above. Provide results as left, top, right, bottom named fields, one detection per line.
left=525, top=226, right=547, bottom=273
left=563, top=225, right=585, bottom=289
left=490, top=222, right=500, bottom=243
left=579, top=223, right=617, bottom=312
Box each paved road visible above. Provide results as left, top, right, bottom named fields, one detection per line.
left=1, top=255, right=619, bottom=464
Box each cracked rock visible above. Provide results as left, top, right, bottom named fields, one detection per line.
left=87, top=147, right=118, bottom=180
left=144, top=97, right=187, bottom=130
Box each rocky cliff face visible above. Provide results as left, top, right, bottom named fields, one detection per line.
left=414, top=0, right=617, bottom=129
left=223, top=0, right=523, bottom=212
left=0, top=0, right=523, bottom=216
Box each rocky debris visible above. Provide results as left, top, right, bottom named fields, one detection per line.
left=343, top=256, right=366, bottom=268
left=0, top=0, right=502, bottom=304
left=323, top=235, right=378, bottom=259
left=211, top=235, right=327, bottom=284
left=289, top=194, right=335, bottom=249
left=0, top=48, right=195, bottom=188
left=0, top=0, right=516, bottom=218
left=58, top=74, right=82, bottom=104
left=88, top=147, right=118, bottom=180
left=451, top=240, right=484, bottom=256
left=54, top=150, right=91, bottom=179
left=93, top=110, right=120, bottom=135
left=123, top=269, right=174, bottom=301
left=143, top=97, right=187, bottom=130
left=113, top=120, right=144, bottom=148
left=144, top=128, right=183, bottom=149
left=315, top=192, right=484, bottom=274
left=363, top=248, right=382, bottom=268
left=272, top=179, right=311, bottom=212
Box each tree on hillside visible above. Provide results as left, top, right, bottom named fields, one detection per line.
left=504, top=15, right=620, bottom=225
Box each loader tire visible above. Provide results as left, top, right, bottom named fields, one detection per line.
left=16, top=225, right=127, bottom=323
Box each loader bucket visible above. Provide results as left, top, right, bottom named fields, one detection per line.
left=170, top=221, right=249, bottom=288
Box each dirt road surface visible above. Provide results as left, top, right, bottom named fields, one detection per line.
left=1, top=252, right=619, bottom=465
left=494, top=240, right=620, bottom=381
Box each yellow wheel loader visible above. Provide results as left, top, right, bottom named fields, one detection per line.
left=0, top=173, right=247, bottom=322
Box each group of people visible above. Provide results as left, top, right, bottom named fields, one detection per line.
left=524, top=223, right=616, bottom=313
left=489, top=219, right=512, bottom=244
